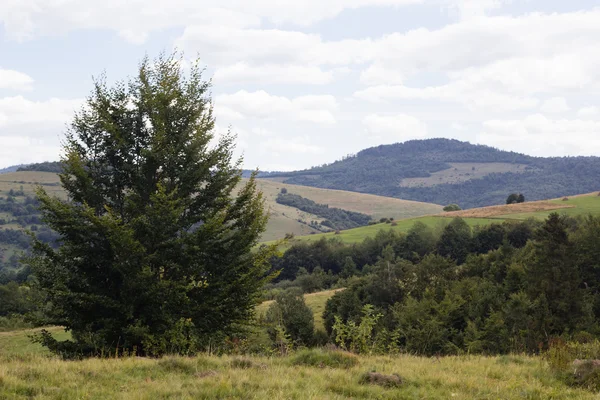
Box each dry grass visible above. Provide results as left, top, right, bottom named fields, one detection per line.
left=400, top=162, right=531, bottom=188
left=442, top=200, right=574, bottom=218
left=0, top=171, right=65, bottom=198
left=245, top=178, right=442, bottom=241
left=0, top=172, right=441, bottom=243
left=0, top=351, right=595, bottom=399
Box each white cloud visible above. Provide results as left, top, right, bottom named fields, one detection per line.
left=360, top=64, right=404, bottom=86
left=0, top=96, right=82, bottom=166
left=0, top=96, right=81, bottom=129
left=215, top=90, right=338, bottom=124
left=540, top=97, right=570, bottom=114
left=176, top=25, right=374, bottom=67
left=262, top=136, right=323, bottom=155
left=355, top=83, right=539, bottom=112
left=0, top=136, right=62, bottom=166
left=0, top=69, right=34, bottom=91
left=480, top=114, right=600, bottom=156
left=578, top=106, right=600, bottom=118
left=443, top=0, right=512, bottom=20
left=355, top=10, right=600, bottom=113
left=214, top=63, right=334, bottom=85
left=362, top=113, right=428, bottom=144
left=0, top=0, right=421, bottom=43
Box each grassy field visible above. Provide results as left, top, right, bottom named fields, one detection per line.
left=0, top=290, right=597, bottom=398
left=0, top=171, right=442, bottom=243
left=496, top=194, right=600, bottom=220
left=277, top=192, right=600, bottom=247
left=253, top=179, right=442, bottom=241
left=271, top=216, right=507, bottom=247
left=0, top=331, right=595, bottom=398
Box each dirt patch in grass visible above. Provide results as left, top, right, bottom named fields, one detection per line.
left=359, top=372, right=403, bottom=388
left=442, top=201, right=574, bottom=219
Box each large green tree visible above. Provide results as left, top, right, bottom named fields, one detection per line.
left=29, top=53, right=274, bottom=357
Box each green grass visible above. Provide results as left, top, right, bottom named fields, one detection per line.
left=0, top=344, right=595, bottom=399
left=278, top=193, right=600, bottom=248
left=0, top=292, right=596, bottom=398
left=497, top=195, right=600, bottom=220
left=0, top=326, right=70, bottom=357
left=275, top=216, right=507, bottom=247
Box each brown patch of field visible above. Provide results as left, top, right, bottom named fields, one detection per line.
left=442, top=201, right=574, bottom=218
left=400, top=162, right=532, bottom=188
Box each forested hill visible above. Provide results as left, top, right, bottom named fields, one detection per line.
left=267, top=139, right=600, bottom=209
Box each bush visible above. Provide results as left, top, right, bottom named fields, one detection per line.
left=443, top=204, right=461, bottom=212
left=265, top=289, right=314, bottom=346
left=359, top=372, right=403, bottom=388
left=0, top=315, right=33, bottom=332
left=290, top=348, right=359, bottom=369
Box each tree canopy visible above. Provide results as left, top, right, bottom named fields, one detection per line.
left=28, top=53, right=274, bottom=357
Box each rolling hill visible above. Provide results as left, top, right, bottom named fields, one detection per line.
left=0, top=171, right=441, bottom=271
left=275, top=191, right=600, bottom=247
left=266, top=138, right=600, bottom=209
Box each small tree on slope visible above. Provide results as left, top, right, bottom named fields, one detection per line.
left=28, top=53, right=275, bottom=357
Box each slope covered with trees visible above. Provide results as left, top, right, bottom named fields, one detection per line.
left=268, top=139, right=600, bottom=208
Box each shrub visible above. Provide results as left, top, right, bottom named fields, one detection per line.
left=359, top=372, right=403, bottom=388
left=0, top=315, right=33, bottom=332
left=443, top=204, right=461, bottom=212
left=290, top=348, right=359, bottom=369
left=265, top=289, right=314, bottom=346
left=332, top=304, right=382, bottom=354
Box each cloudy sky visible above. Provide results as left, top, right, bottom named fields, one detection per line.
left=1, top=1, right=599, bottom=171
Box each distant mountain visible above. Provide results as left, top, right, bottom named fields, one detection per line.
left=17, top=161, right=62, bottom=173
left=19, top=164, right=275, bottom=177
left=266, top=139, right=600, bottom=209
left=0, top=165, right=25, bottom=174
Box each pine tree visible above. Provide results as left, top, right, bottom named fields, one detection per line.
left=524, top=213, right=584, bottom=335
left=28, top=53, right=274, bottom=357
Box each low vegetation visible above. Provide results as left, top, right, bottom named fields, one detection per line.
left=0, top=327, right=598, bottom=399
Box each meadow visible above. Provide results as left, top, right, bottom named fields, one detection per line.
left=0, top=171, right=442, bottom=243
left=277, top=192, right=600, bottom=247
left=0, top=290, right=597, bottom=399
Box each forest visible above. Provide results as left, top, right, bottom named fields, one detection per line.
left=262, top=213, right=600, bottom=356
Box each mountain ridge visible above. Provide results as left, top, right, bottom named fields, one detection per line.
left=265, top=138, right=600, bottom=208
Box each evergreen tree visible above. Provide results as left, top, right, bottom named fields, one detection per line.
left=28, top=53, right=274, bottom=357
left=523, top=213, right=585, bottom=335
left=436, top=218, right=472, bottom=264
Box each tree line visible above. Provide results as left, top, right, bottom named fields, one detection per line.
left=276, top=191, right=371, bottom=230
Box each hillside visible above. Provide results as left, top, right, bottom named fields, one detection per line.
left=266, top=139, right=600, bottom=209
left=0, top=171, right=441, bottom=270
left=276, top=191, right=600, bottom=247
left=254, top=179, right=441, bottom=241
